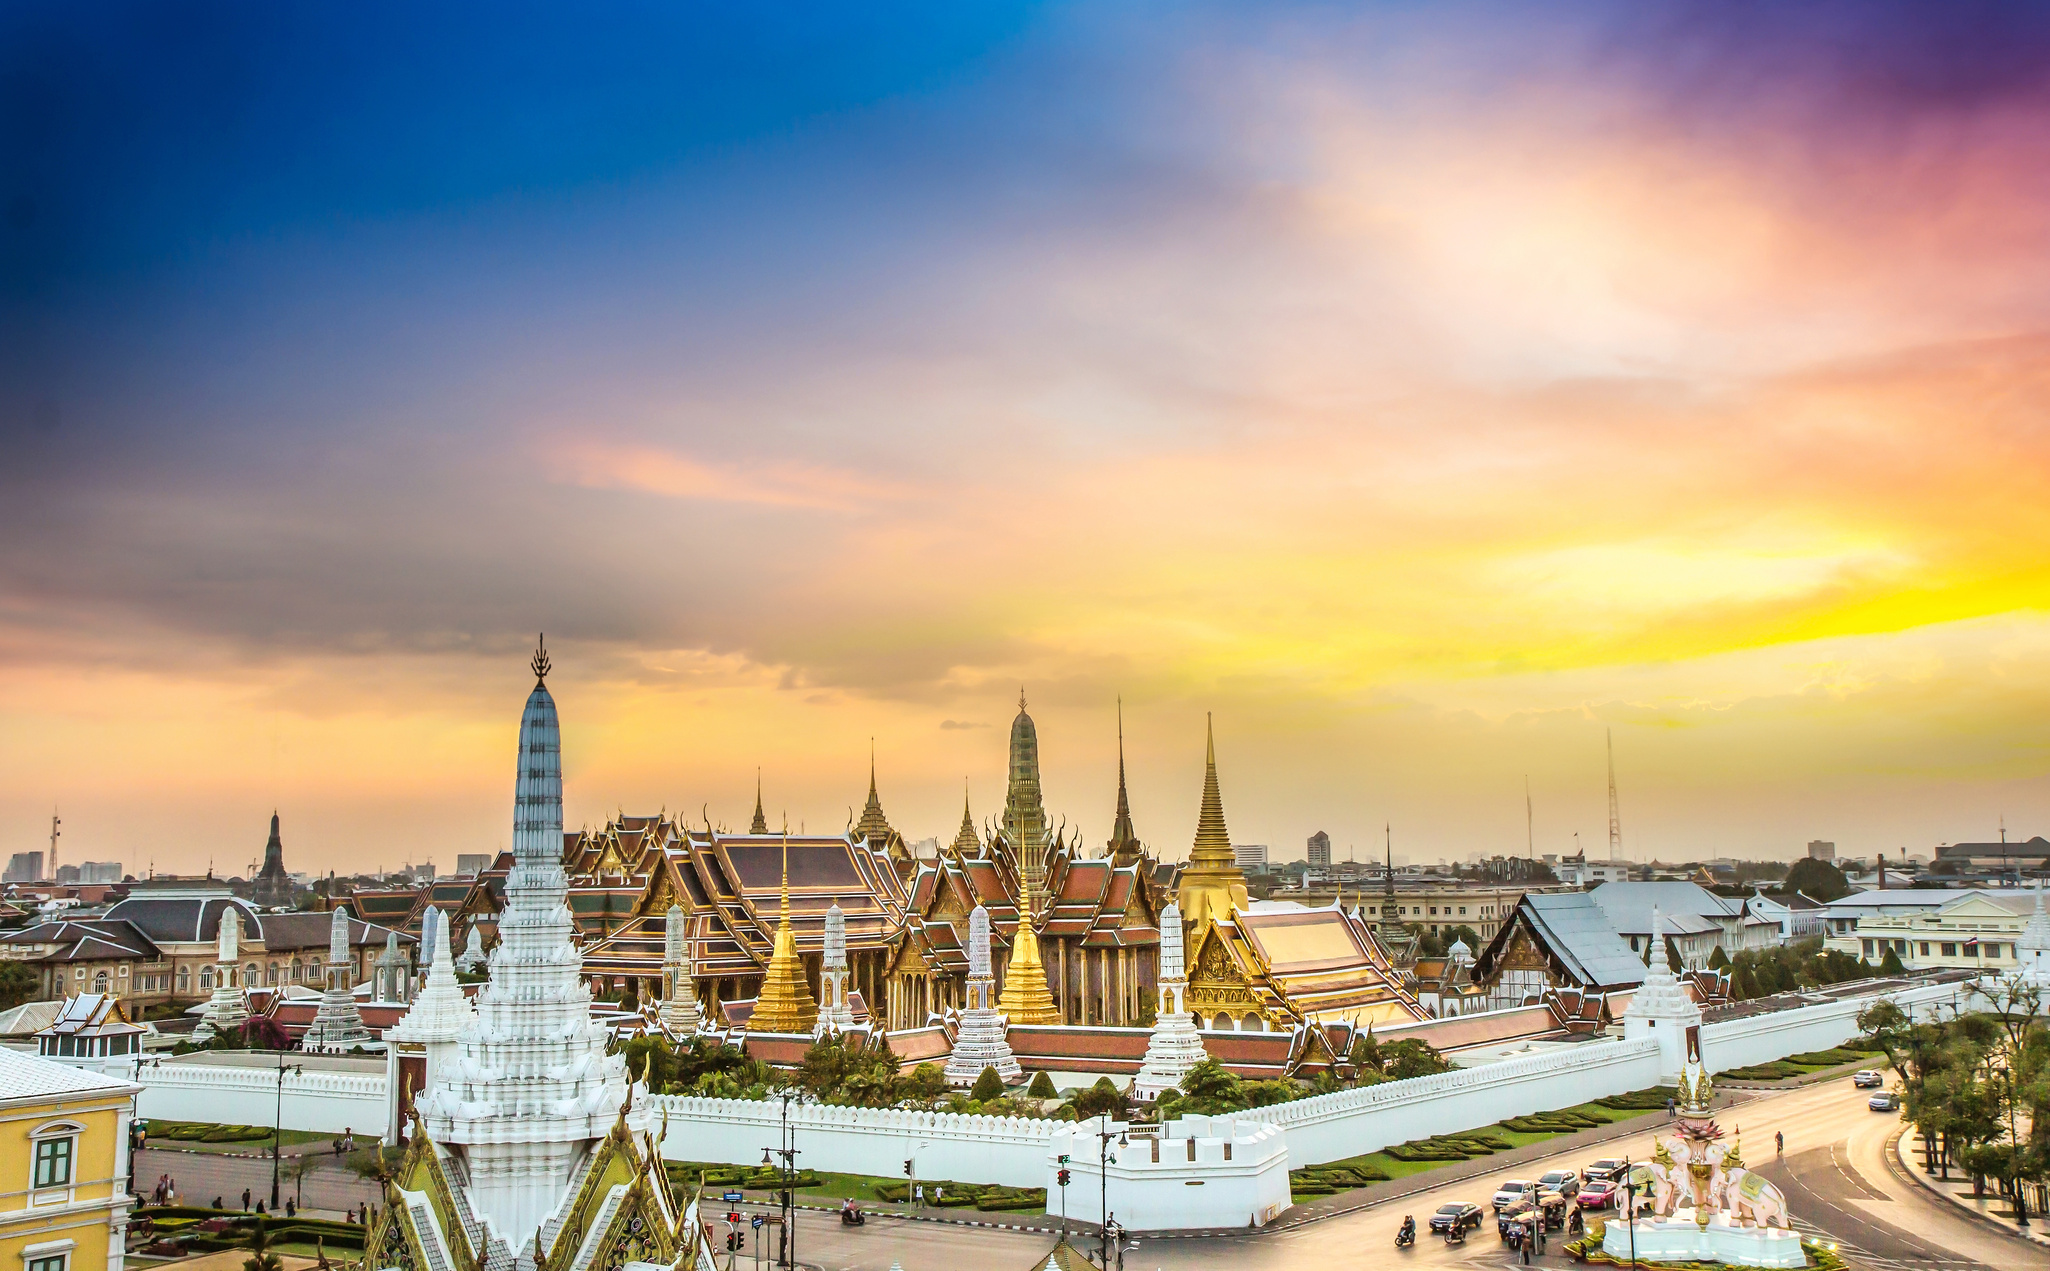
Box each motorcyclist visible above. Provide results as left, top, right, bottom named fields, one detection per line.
left=1397, top=1215, right=1416, bottom=1246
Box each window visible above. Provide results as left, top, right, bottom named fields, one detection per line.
left=1941, top=943, right=1957, bottom=957
left=1920, top=942, right=1930, bottom=956
left=177, top=966, right=190, bottom=991
left=28, top=1253, right=67, bottom=1271
left=92, top=972, right=107, bottom=993
left=1862, top=940, right=1874, bottom=957
left=118, top=965, right=128, bottom=977
left=1985, top=944, right=2003, bottom=959
left=33, top=1134, right=74, bottom=1189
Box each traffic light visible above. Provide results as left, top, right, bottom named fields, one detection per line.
left=903, top=1160, right=913, bottom=1177
left=1057, top=1168, right=1071, bottom=1187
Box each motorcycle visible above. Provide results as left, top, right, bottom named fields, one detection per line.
left=1396, top=1218, right=1416, bottom=1249
left=839, top=1206, right=866, bottom=1227
left=1445, top=1223, right=1468, bottom=1247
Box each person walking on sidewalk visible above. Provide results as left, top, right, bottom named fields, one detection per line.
left=242, top=1188, right=252, bottom=1212
left=1776, top=1132, right=1784, bottom=1158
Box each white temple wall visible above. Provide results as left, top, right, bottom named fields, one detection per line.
left=137, top=1060, right=387, bottom=1136
left=1047, top=1115, right=1292, bottom=1231
left=1698, top=976, right=1973, bottom=1073
left=649, top=1097, right=1057, bottom=1188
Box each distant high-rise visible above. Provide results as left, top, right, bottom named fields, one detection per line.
left=455, top=853, right=491, bottom=877
left=54, top=865, right=79, bottom=885
left=3, top=852, right=43, bottom=884
left=1807, top=840, right=1836, bottom=862
left=1307, top=831, right=1332, bottom=869
left=1233, top=843, right=1269, bottom=871
left=79, top=861, right=124, bottom=884
left=252, top=812, right=294, bottom=908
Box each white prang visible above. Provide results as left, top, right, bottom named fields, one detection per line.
left=387, top=907, right=475, bottom=1081
left=302, top=906, right=372, bottom=1052
left=816, top=902, right=858, bottom=1036
left=943, top=904, right=1020, bottom=1087
left=1133, top=901, right=1205, bottom=1102
left=412, top=653, right=630, bottom=1255
left=658, top=903, right=704, bottom=1035
left=192, top=906, right=250, bottom=1043
left=1622, top=905, right=1703, bottom=1082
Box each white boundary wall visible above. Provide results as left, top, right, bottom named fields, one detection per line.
left=137, top=1061, right=388, bottom=1136
left=1699, top=976, right=1972, bottom=1073
left=648, top=1097, right=1057, bottom=1188
left=650, top=978, right=1981, bottom=1185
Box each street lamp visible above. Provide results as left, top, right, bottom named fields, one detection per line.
left=1095, top=1121, right=1125, bottom=1268
left=271, top=1055, right=303, bottom=1210
left=761, top=1089, right=803, bottom=1269
left=1622, top=1156, right=1637, bottom=1271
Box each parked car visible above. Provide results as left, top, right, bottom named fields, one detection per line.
left=1430, top=1202, right=1485, bottom=1234
left=1492, top=1180, right=1534, bottom=1212
left=1577, top=1178, right=1621, bottom=1210
left=1852, top=1070, right=1885, bottom=1089
left=1584, top=1158, right=1628, bottom=1182
left=1538, top=1168, right=1581, bottom=1197
left=1870, top=1091, right=1901, bottom=1112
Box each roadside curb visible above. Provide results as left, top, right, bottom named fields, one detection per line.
left=1891, top=1127, right=2050, bottom=1249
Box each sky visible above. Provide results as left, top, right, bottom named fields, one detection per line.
left=6, top=2, right=2050, bottom=877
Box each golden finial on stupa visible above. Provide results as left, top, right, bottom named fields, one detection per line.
left=748, top=822, right=816, bottom=1034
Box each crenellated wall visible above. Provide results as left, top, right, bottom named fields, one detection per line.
left=136, top=1057, right=387, bottom=1135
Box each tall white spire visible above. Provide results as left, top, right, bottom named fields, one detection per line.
left=193, top=906, right=250, bottom=1043
left=658, top=903, right=704, bottom=1034
left=817, top=902, right=857, bottom=1035
left=388, top=907, right=475, bottom=1077
left=1622, top=905, right=1702, bottom=1082
left=303, top=906, right=371, bottom=1052
left=944, top=904, right=1020, bottom=1087
left=1133, top=901, right=1205, bottom=1101
left=414, top=638, right=628, bottom=1253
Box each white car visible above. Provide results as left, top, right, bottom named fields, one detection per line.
left=1492, top=1180, right=1534, bottom=1212
left=1537, top=1168, right=1580, bottom=1197
left=1852, top=1070, right=1885, bottom=1088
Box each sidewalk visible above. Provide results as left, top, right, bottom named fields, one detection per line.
left=1895, top=1127, right=2050, bottom=1249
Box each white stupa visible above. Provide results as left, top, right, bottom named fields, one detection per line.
left=302, top=905, right=372, bottom=1052
left=943, top=904, right=1020, bottom=1087
left=816, top=902, right=858, bottom=1036
left=455, top=921, right=488, bottom=973
left=1132, top=901, right=1205, bottom=1101
left=386, top=907, right=474, bottom=1085
left=412, top=638, right=630, bottom=1252
left=1622, top=906, right=1702, bottom=1082
left=657, top=903, right=704, bottom=1035
left=192, top=906, right=250, bottom=1043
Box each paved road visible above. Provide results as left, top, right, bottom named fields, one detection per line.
left=792, top=1076, right=2050, bottom=1271
left=135, top=1147, right=384, bottom=1219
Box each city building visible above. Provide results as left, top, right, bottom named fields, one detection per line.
left=1807, top=840, right=1836, bottom=861
left=4, top=855, right=43, bottom=886
left=76, top=865, right=122, bottom=886
left=1587, top=881, right=1781, bottom=968
left=1232, top=843, right=1269, bottom=871
left=1346, top=882, right=1533, bottom=944
left=30, top=996, right=144, bottom=1079
left=1553, top=854, right=1633, bottom=887
left=1821, top=887, right=2036, bottom=973
left=454, top=853, right=491, bottom=877
left=1744, top=889, right=1827, bottom=941
left=0, top=1047, right=139, bottom=1271
left=1931, top=836, right=2050, bottom=875
left=1306, top=831, right=1331, bottom=870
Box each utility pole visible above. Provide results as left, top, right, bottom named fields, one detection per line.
left=1525, top=777, right=1533, bottom=858
left=48, top=811, right=60, bottom=882
left=1606, top=729, right=1622, bottom=863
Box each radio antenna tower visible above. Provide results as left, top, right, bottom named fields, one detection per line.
left=1606, top=728, right=1622, bottom=862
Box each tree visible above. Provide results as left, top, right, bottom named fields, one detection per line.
left=1384, top=1038, right=1453, bottom=1080
left=1073, top=1076, right=1126, bottom=1120
left=243, top=1219, right=282, bottom=1271
left=1879, top=947, right=1906, bottom=976
left=1781, top=858, right=1850, bottom=902
left=1445, top=925, right=1481, bottom=951
left=1027, top=1071, right=1057, bottom=1099
left=1177, top=1059, right=1247, bottom=1114
left=1706, top=946, right=1731, bottom=971
left=970, top=1066, right=1007, bottom=1103
left=0, top=962, right=36, bottom=1012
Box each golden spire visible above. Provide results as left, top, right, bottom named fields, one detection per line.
left=748, top=826, right=817, bottom=1034
left=750, top=770, right=768, bottom=835
left=995, top=901, right=1061, bottom=1025
left=855, top=739, right=894, bottom=845
left=1106, top=697, right=1141, bottom=863
left=950, top=780, right=981, bottom=858
left=1175, top=712, right=1249, bottom=929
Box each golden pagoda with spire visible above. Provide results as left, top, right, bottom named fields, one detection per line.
left=994, top=692, right=1062, bottom=1024
left=949, top=781, right=982, bottom=858
left=996, top=878, right=1062, bottom=1025
left=1177, top=713, right=1249, bottom=930
left=748, top=833, right=818, bottom=1034
left=750, top=771, right=769, bottom=835
left=1105, top=698, right=1143, bottom=865
left=855, top=740, right=895, bottom=846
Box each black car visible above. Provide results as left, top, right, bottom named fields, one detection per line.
left=1430, top=1202, right=1485, bottom=1234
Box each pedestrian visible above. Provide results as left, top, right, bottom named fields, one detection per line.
left=243, top=1188, right=252, bottom=1211
left=913, top=1183, right=924, bottom=1207
left=934, top=1185, right=944, bottom=1206
left=255, top=1200, right=266, bottom=1215
left=1666, top=1096, right=1675, bottom=1119
left=1775, top=1131, right=1784, bottom=1158
left=286, top=1200, right=296, bottom=1218
left=1521, top=1220, right=1533, bottom=1264
left=213, top=1197, right=224, bottom=1210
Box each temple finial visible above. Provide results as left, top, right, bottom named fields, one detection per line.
left=531, top=633, right=550, bottom=684
left=1019, top=686, right=1027, bottom=711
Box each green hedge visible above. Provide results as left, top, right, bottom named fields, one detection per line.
left=1784, top=1048, right=1872, bottom=1067
left=1594, top=1087, right=1676, bottom=1111
left=151, top=1122, right=274, bottom=1143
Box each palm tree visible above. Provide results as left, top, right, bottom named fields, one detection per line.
left=244, top=1219, right=283, bottom=1271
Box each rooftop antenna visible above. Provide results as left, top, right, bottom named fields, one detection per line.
left=1606, top=728, right=1622, bottom=862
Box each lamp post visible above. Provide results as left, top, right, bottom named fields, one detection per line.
left=271, top=1055, right=302, bottom=1210
left=1095, top=1121, right=1124, bottom=1268
left=762, top=1089, right=802, bottom=1269
left=1622, top=1157, right=1637, bottom=1271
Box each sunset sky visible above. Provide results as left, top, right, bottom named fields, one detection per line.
left=7, top=3, right=2050, bottom=877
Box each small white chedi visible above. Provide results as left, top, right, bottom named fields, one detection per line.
left=943, top=904, right=1021, bottom=1086
left=1132, top=901, right=1205, bottom=1101
left=1602, top=1030, right=1801, bottom=1268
